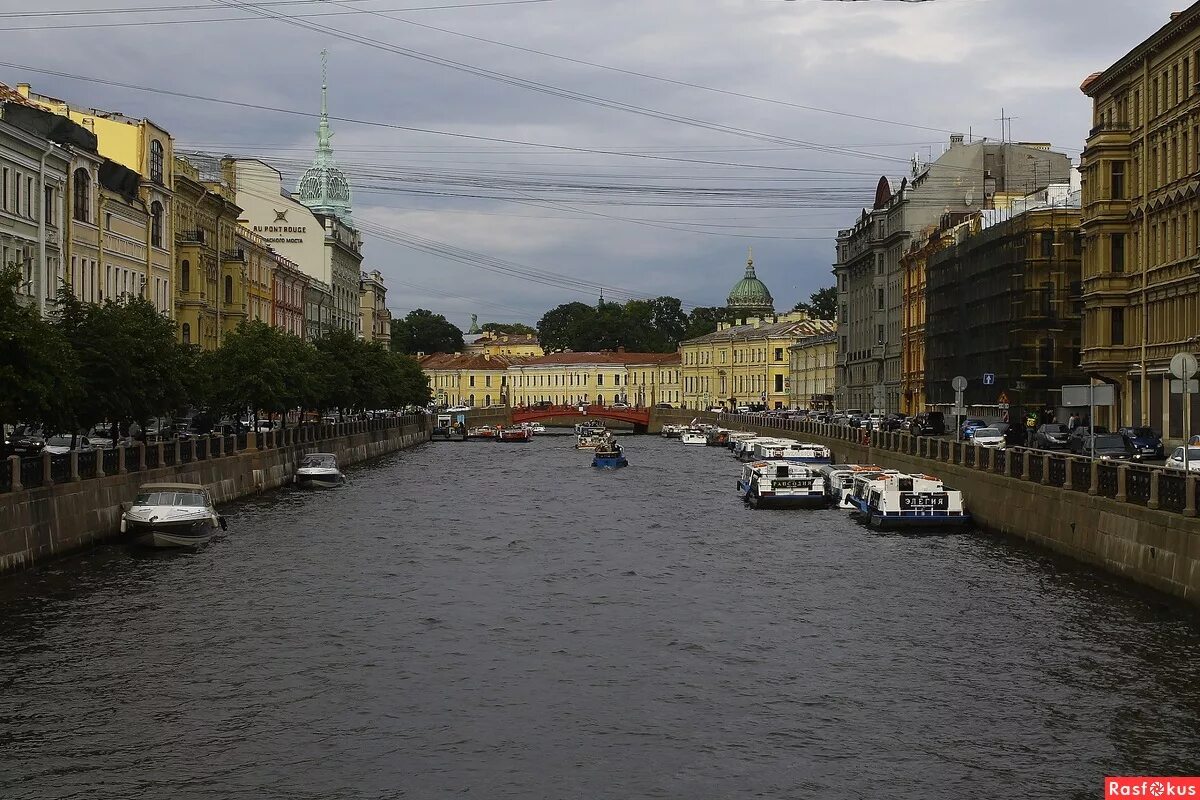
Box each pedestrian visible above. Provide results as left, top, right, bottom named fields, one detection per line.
left=1068, top=412, right=1078, bottom=431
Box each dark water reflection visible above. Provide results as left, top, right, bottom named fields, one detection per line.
left=1, top=435, right=1199, bottom=799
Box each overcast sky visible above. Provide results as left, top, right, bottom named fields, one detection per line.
left=1, top=0, right=1184, bottom=328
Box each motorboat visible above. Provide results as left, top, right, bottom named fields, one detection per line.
left=817, top=464, right=889, bottom=509
left=467, top=425, right=497, bottom=440
left=528, top=423, right=546, bottom=434
left=661, top=424, right=685, bottom=439
left=734, top=436, right=777, bottom=461
left=120, top=482, right=226, bottom=548
left=294, top=452, right=345, bottom=488
left=576, top=433, right=606, bottom=450
left=736, top=460, right=828, bottom=509
left=497, top=426, right=533, bottom=442
left=847, top=471, right=971, bottom=529
left=706, top=429, right=732, bottom=447
left=592, top=438, right=628, bottom=469
left=680, top=429, right=707, bottom=445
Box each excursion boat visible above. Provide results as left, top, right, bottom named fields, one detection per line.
left=680, top=429, right=707, bottom=445
left=736, top=460, right=828, bottom=509
left=817, top=464, right=889, bottom=509
left=779, top=441, right=832, bottom=464
left=726, top=431, right=758, bottom=453
left=847, top=471, right=971, bottom=529
left=706, top=429, right=731, bottom=447
left=120, top=482, right=226, bottom=548
left=735, top=437, right=778, bottom=461
left=576, top=422, right=607, bottom=436
left=592, top=438, right=628, bottom=469
left=497, top=426, right=533, bottom=442
left=576, top=433, right=607, bottom=450
left=294, top=452, right=345, bottom=488
left=661, top=424, right=685, bottom=439
left=467, top=425, right=497, bottom=440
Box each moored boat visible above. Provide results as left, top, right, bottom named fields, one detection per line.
left=817, top=464, right=888, bottom=509
left=779, top=441, right=832, bottom=464
left=737, top=461, right=828, bottom=509
left=497, top=425, right=533, bottom=442
left=592, top=438, right=628, bottom=469
left=576, top=421, right=607, bottom=436
left=576, top=433, right=606, bottom=450
left=661, top=424, right=685, bottom=439
left=467, top=425, right=497, bottom=440
left=706, top=428, right=731, bottom=447
left=120, top=482, right=226, bottom=548
left=294, top=452, right=345, bottom=488
left=847, top=471, right=971, bottom=529
left=680, top=429, right=707, bottom=445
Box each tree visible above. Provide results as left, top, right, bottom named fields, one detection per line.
left=682, top=306, right=731, bottom=341
left=481, top=322, right=536, bottom=336
left=537, top=302, right=597, bottom=352
left=0, top=267, right=80, bottom=449
left=793, top=286, right=837, bottom=320
left=391, top=309, right=464, bottom=354
left=205, top=321, right=296, bottom=423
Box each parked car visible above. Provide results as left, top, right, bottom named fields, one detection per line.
left=446, top=405, right=472, bottom=413
left=1117, top=426, right=1164, bottom=460
left=610, top=402, right=630, bottom=409
left=882, top=413, right=908, bottom=432
left=1165, top=446, right=1200, bottom=472
left=1067, top=425, right=1108, bottom=454
left=1033, top=423, right=1071, bottom=450
left=909, top=411, right=946, bottom=437
left=41, top=434, right=96, bottom=455
left=1074, top=433, right=1136, bottom=461
left=8, top=424, right=47, bottom=455
left=971, top=427, right=1005, bottom=449
left=655, top=402, right=674, bottom=409
left=865, top=413, right=885, bottom=431
left=960, top=418, right=988, bottom=439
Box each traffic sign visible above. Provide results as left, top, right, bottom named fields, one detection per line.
left=952, top=375, right=968, bottom=392
left=950, top=406, right=967, bottom=416
left=1171, top=379, right=1199, bottom=393
left=982, top=373, right=995, bottom=386
left=997, top=391, right=1010, bottom=406
left=1170, top=352, right=1198, bottom=379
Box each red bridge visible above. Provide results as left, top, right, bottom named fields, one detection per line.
left=512, top=404, right=651, bottom=427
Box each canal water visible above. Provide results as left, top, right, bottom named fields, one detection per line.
left=1, top=435, right=1199, bottom=799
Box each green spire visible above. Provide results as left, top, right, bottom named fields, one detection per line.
left=297, top=49, right=354, bottom=225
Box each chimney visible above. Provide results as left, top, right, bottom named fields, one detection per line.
left=1172, top=11, right=1182, bottom=20
left=950, top=133, right=965, bottom=147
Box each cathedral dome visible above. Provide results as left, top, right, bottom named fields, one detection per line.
left=727, top=253, right=774, bottom=316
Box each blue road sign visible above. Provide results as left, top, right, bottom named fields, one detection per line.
left=982, top=373, right=995, bottom=385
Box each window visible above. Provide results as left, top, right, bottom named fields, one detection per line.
left=774, top=347, right=784, bottom=362
left=469, top=375, right=475, bottom=387
left=1041, top=230, right=1055, bottom=258
left=150, top=202, right=163, bottom=248
left=774, top=374, right=784, bottom=393
left=877, top=287, right=885, bottom=309
left=597, top=374, right=604, bottom=386
left=877, top=324, right=884, bottom=344
left=181, top=323, right=191, bottom=345
left=14, top=170, right=21, bottom=214
left=1, top=167, right=7, bottom=211
left=1110, top=307, right=1125, bottom=345
left=1110, top=233, right=1125, bottom=272
left=180, top=259, right=190, bottom=292
left=25, top=177, right=32, bottom=217
left=43, top=186, right=53, bottom=226
left=1111, top=161, right=1125, bottom=199
left=1074, top=231, right=1084, bottom=256
left=149, top=140, right=164, bottom=184
left=224, top=274, right=233, bottom=303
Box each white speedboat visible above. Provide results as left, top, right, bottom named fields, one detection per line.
left=817, top=464, right=889, bottom=509
left=295, top=452, right=345, bottom=488
left=737, top=460, right=829, bottom=509
left=680, top=429, right=707, bottom=445
left=661, top=424, right=685, bottom=439
left=120, top=482, right=225, bottom=548
left=847, top=471, right=971, bottom=529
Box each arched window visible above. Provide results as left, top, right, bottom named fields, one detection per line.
left=469, top=394, right=475, bottom=407
left=180, top=259, right=190, bottom=292
left=150, top=201, right=163, bottom=248
left=72, top=168, right=90, bottom=222
left=224, top=274, right=233, bottom=303
left=485, top=395, right=492, bottom=406
left=181, top=323, right=191, bottom=345
left=149, top=140, right=164, bottom=184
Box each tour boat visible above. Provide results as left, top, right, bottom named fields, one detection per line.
left=467, top=425, right=497, bottom=440
left=817, top=464, right=889, bottom=509
left=120, top=482, right=226, bottom=548
left=735, top=437, right=777, bottom=461
left=576, top=421, right=607, bottom=436
left=780, top=441, right=833, bottom=464
left=592, top=439, right=628, bottom=469
left=294, top=452, right=345, bottom=488
left=680, top=429, right=707, bottom=445
left=726, top=431, right=757, bottom=453
left=736, top=460, right=829, bottom=509
left=497, top=426, right=533, bottom=442
left=576, top=433, right=607, bottom=450
left=847, top=471, right=971, bottom=529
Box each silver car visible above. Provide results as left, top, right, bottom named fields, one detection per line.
left=1164, top=446, right=1200, bottom=472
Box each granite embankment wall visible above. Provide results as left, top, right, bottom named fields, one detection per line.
left=653, top=410, right=1200, bottom=605
left=0, top=417, right=429, bottom=575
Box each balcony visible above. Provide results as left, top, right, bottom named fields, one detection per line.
left=177, top=229, right=206, bottom=245
left=222, top=248, right=246, bottom=262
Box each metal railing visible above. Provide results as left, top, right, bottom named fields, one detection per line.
left=993, top=449, right=1007, bottom=474
left=1160, top=473, right=1188, bottom=514
left=103, top=448, right=119, bottom=475
left=1027, top=454, right=1044, bottom=483
left=1047, top=456, right=1066, bottom=487
left=1096, top=464, right=1119, bottom=498
left=78, top=451, right=97, bottom=479
left=1070, top=458, right=1091, bottom=492
left=49, top=454, right=71, bottom=483
left=1125, top=468, right=1152, bottom=506
left=20, top=457, right=42, bottom=488
left=145, top=445, right=160, bottom=469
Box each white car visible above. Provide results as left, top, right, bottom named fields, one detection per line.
left=610, top=402, right=630, bottom=409
left=446, top=405, right=472, bottom=413
left=42, top=434, right=95, bottom=454
left=1164, top=446, right=1200, bottom=472
left=971, top=427, right=1005, bottom=449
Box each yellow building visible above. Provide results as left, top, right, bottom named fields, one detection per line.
left=18, top=82, right=174, bottom=318
left=239, top=228, right=274, bottom=324
left=465, top=331, right=545, bottom=358
left=420, top=353, right=524, bottom=408
left=359, top=269, right=391, bottom=348
left=173, top=157, right=245, bottom=349
left=898, top=222, right=957, bottom=415
left=97, top=161, right=153, bottom=305
left=680, top=312, right=835, bottom=410
left=507, top=351, right=680, bottom=407
left=788, top=331, right=838, bottom=411
left=1080, top=5, right=1200, bottom=440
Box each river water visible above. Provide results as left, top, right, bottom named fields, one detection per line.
left=1, top=435, right=1199, bottom=799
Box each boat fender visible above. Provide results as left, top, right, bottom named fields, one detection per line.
left=218, top=516, right=228, bottom=532
left=119, top=515, right=126, bottom=534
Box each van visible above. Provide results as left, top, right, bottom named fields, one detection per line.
left=910, top=411, right=946, bottom=436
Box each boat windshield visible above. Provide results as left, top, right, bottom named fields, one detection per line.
left=133, top=491, right=207, bottom=507
left=302, top=455, right=337, bottom=468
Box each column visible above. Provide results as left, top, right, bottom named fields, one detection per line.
left=1148, top=470, right=1161, bottom=510
left=1115, top=465, right=1129, bottom=503
left=1184, top=475, right=1197, bottom=518
left=42, top=452, right=52, bottom=486
left=70, top=451, right=80, bottom=482
left=118, top=445, right=128, bottom=474
left=8, top=455, right=22, bottom=492
left=1088, top=461, right=1099, bottom=496
left=1042, top=454, right=1053, bottom=485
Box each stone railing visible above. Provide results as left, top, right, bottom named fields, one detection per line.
left=3, top=415, right=427, bottom=494
left=688, top=411, right=1199, bottom=519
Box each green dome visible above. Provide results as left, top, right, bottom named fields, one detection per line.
left=726, top=254, right=774, bottom=314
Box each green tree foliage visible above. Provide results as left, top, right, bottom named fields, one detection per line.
left=682, top=306, right=732, bottom=341
left=481, top=321, right=536, bottom=336
left=0, top=267, right=80, bottom=445
left=537, top=296, right=689, bottom=353
left=793, top=286, right=837, bottom=320
left=391, top=309, right=465, bottom=354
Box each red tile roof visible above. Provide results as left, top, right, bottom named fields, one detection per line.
left=0, top=83, right=42, bottom=109
left=418, top=353, right=529, bottom=370
left=515, top=351, right=680, bottom=367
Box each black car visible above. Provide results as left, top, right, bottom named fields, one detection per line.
left=8, top=424, right=46, bottom=455
left=1033, top=423, right=1071, bottom=450
left=882, top=413, right=908, bottom=432
left=1118, top=426, right=1164, bottom=460
left=1075, top=433, right=1135, bottom=461
left=909, top=411, right=946, bottom=437
left=1068, top=425, right=1108, bottom=454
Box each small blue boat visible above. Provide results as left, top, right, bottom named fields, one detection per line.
left=592, top=440, right=628, bottom=469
